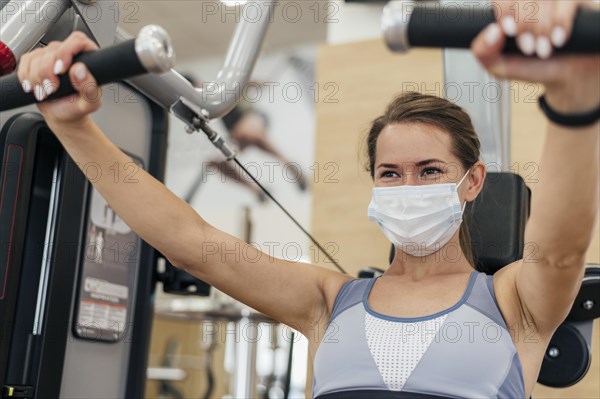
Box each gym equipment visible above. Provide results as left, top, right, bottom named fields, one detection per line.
left=0, top=11, right=178, bottom=399
left=155, top=338, right=185, bottom=399
left=0, top=25, right=175, bottom=111
left=157, top=304, right=285, bottom=399
left=567, top=266, right=600, bottom=322
left=0, top=0, right=119, bottom=70
left=438, top=0, right=511, bottom=171
left=0, top=0, right=71, bottom=75
left=4, top=0, right=345, bottom=274
left=382, top=1, right=600, bottom=53
left=0, top=84, right=168, bottom=398
left=1, top=0, right=345, bottom=270
left=0, top=0, right=287, bottom=397
left=0, top=0, right=275, bottom=147
left=538, top=265, right=599, bottom=387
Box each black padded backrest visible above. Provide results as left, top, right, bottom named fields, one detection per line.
left=388, top=172, right=531, bottom=275
left=467, top=172, right=531, bottom=274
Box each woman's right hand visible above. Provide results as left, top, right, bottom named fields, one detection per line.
left=17, top=31, right=102, bottom=131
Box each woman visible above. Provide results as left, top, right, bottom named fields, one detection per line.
left=16, top=1, right=599, bottom=398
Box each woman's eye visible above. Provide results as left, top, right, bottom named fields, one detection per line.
left=422, top=168, right=442, bottom=176
left=380, top=170, right=399, bottom=178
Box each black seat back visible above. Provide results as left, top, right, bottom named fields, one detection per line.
left=467, top=172, right=531, bottom=273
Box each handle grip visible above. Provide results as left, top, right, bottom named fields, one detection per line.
left=383, top=1, right=600, bottom=53
left=0, top=25, right=174, bottom=112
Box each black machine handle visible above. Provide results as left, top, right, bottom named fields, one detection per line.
left=0, top=25, right=174, bottom=112
left=383, top=2, right=600, bottom=53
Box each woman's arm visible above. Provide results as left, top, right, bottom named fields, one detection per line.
left=56, top=119, right=341, bottom=333
left=519, top=100, right=598, bottom=334
left=17, top=32, right=346, bottom=337
left=473, top=1, right=600, bottom=335
left=53, top=119, right=205, bottom=267
left=516, top=91, right=600, bottom=332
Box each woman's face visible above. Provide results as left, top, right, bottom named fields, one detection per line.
left=373, top=122, right=467, bottom=188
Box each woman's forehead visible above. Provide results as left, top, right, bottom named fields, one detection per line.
left=375, top=123, right=456, bottom=164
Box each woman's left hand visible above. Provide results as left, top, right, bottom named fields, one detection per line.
left=471, top=0, right=599, bottom=114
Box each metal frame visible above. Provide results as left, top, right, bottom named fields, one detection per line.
left=1, top=0, right=275, bottom=126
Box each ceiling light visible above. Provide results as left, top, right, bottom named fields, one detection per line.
left=221, top=0, right=248, bottom=6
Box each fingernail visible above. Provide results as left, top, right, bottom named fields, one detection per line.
left=500, top=16, right=517, bottom=37
left=43, top=79, right=54, bottom=96
left=485, top=23, right=502, bottom=46
left=75, top=64, right=86, bottom=81
left=22, top=79, right=32, bottom=93
left=34, top=84, right=45, bottom=101
left=517, top=32, right=535, bottom=56
left=536, top=36, right=552, bottom=59
left=551, top=26, right=567, bottom=48
left=53, top=59, right=64, bottom=75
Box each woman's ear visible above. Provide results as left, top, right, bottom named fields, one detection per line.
left=464, top=161, right=486, bottom=202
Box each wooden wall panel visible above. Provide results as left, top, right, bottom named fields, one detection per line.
left=145, top=316, right=229, bottom=398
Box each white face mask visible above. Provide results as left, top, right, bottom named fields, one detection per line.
left=367, top=170, right=470, bottom=257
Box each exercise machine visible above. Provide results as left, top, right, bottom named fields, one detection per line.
left=0, top=1, right=277, bottom=397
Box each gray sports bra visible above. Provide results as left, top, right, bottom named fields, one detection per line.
left=312, top=271, right=526, bottom=398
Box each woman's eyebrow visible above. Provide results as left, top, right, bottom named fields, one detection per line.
left=415, top=159, right=446, bottom=167
left=376, top=163, right=399, bottom=169
left=376, top=159, right=446, bottom=169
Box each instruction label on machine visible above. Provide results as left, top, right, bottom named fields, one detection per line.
left=78, top=277, right=128, bottom=330
left=74, top=154, right=144, bottom=342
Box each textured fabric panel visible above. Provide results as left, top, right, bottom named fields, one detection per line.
left=401, top=305, right=518, bottom=398
left=329, top=279, right=369, bottom=323
left=465, top=273, right=509, bottom=329
left=365, top=312, right=448, bottom=390
left=485, top=274, right=513, bottom=330
left=313, top=303, right=387, bottom=398
left=312, top=272, right=526, bottom=399
left=497, top=352, right=526, bottom=399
